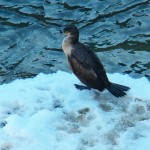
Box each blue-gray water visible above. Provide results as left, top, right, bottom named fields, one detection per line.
left=0, top=0, right=150, bottom=84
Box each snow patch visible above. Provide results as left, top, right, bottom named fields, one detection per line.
left=0, top=70, right=150, bottom=150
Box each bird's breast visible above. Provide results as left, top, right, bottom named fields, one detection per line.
left=62, top=36, right=72, bottom=56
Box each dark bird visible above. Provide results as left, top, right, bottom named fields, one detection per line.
left=62, top=25, right=130, bottom=98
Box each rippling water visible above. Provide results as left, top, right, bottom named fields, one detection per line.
left=0, top=0, right=150, bottom=84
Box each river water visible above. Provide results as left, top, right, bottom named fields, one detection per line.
left=0, top=0, right=150, bottom=84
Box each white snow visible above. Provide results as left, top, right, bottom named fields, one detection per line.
left=0, top=70, right=150, bottom=150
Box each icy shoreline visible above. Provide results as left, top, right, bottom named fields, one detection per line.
left=0, top=71, right=150, bottom=150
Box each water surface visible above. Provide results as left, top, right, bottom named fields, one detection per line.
left=0, top=0, right=150, bottom=83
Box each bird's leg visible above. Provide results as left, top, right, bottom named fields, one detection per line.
left=74, top=84, right=91, bottom=90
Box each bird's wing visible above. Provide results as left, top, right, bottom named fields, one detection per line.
left=68, top=44, right=110, bottom=87
left=68, top=55, right=99, bottom=88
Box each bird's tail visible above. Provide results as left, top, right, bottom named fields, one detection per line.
left=106, top=82, right=130, bottom=98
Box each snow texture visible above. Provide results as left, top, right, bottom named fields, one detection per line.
left=0, top=70, right=150, bottom=150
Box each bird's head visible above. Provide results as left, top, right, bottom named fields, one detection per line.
left=63, top=25, right=79, bottom=38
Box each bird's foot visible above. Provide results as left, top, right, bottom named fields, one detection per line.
left=74, top=84, right=91, bottom=91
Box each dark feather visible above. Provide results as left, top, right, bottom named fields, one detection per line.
left=68, top=43, right=110, bottom=91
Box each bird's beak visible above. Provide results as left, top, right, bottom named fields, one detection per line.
left=64, top=31, right=70, bottom=36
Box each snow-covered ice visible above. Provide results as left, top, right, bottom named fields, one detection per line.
left=0, top=70, right=150, bottom=150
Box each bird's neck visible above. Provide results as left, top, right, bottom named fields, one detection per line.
left=66, top=34, right=78, bottom=43
left=62, top=35, right=78, bottom=55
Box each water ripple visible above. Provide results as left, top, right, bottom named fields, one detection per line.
left=0, top=0, right=150, bottom=83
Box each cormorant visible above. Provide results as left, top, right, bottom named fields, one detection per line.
left=62, top=25, right=130, bottom=98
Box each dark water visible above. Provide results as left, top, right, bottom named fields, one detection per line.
left=0, top=0, right=150, bottom=84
